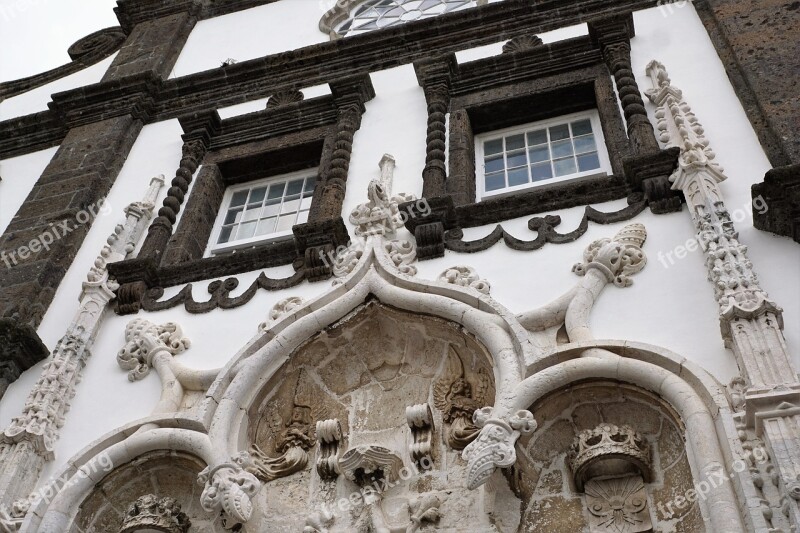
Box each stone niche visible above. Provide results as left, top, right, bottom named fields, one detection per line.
left=244, top=301, right=522, bottom=532
left=73, top=451, right=222, bottom=533
left=514, top=383, right=703, bottom=533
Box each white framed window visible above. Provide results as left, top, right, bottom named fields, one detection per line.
left=475, top=110, right=612, bottom=200
left=336, top=0, right=477, bottom=37
left=208, top=170, right=316, bottom=255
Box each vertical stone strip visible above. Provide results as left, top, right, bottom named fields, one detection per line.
left=414, top=55, right=456, bottom=199
left=0, top=178, right=163, bottom=514
left=446, top=109, right=476, bottom=206
left=589, top=16, right=659, bottom=156
left=645, top=60, right=800, bottom=529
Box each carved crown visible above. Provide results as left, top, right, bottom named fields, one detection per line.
left=120, top=494, right=191, bottom=533
left=568, top=424, right=651, bottom=491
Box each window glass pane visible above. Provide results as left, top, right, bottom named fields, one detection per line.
left=505, top=134, right=525, bottom=151
left=573, top=135, right=597, bottom=154
left=217, top=226, right=233, bottom=244
left=286, top=179, right=304, bottom=196
left=531, top=163, right=553, bottom=182
left=300, top=196, right=313, bottom=210
left=507, top=167, right=529, bottom=187
left=263, top=200, right=281, bottom=218
left=256, top=217, right=277, bottom=236
left=484, top=139, right=503, bottom=155
left=242, top=206, right=260, bottom=222
left=230, top=190, right=248, bottom=208
left=553, top=157, right=577, bottom=177
left=571, top=119, right=593, bottom=136
left=248, top=187, right=267, bottom=205
left=485, top=172, right=505, bottom=192
left=282, top=196, right=301, bottom=214
left=529, top=145, right=550, bottom=163
left=304, top=178, right=316, bottom=193
left=549, top=124, right=570, bottom=141
left=527, top=129, right=547, bottom=146
left=577, top=152, right=601, bottom=172
left=237, top=221, right=257, bottom=240
left=506, top=150, right=527, bottom=169
left=277, top=214, right=295, bottom=232
left=297, top=210, right=310, bottom=224
left=224, top=208, right=243, bottom=225
left=551, top=139, right=574, bottom=158
left=484, top=155, right=505, bottom=174
left=267, top=183, right=285, bottom=199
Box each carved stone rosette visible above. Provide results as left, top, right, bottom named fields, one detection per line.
left=120, top=494, right=191, bottom=533
left=462, top=407, right=536, bottom=490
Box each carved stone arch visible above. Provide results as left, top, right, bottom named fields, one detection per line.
left=240, top=300, right=509, bottom=531
left=514, top=381, right=701, bottom=532
left=71, top=450, right=222, bottom=533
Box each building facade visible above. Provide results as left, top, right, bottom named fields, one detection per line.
left=0, top=0, right=798, bottom=531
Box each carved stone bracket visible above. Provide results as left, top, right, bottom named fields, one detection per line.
left=406, top=404, right=434, bottom=468
left=462, top=408, right=536, bottom=490
left=198, top=457, right=261, bottom=529
left=339, top=445, right=404, bottom=487
left=316, top=419, right=343, bottom=480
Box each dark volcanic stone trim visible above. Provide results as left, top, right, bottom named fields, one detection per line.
left=141, top=268, right=306, bottom=313
left=694, top=0, right=799, bottom=167
left=752, top=163, right=800, bottom=243
left=0, top=27, right=125, bottom=101
left=0, top=318, right=49, bottom=400
left=114, top=0, right=280, bottom=33
left=0, top=111, right=66, bottom=159
left=444, top=194, right=647, bottom=253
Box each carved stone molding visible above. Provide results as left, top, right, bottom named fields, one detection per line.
left=266, top=89, right=304, bottom=109
left=116, top=319, right=191, bottom=381
left=197, top=457, right=261, bottom=529
left=120, top=494, right=191, bottom=533
left=406, top=403, right=434, bottom=468
left=572, top=223, right=647, bottom=287
left=462, top=408, right=536, bottom=490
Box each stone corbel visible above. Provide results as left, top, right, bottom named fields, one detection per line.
left=406, top=403, right=434, bottom=468
left=198, top=456, right=261, bottom=529
left=316, top=419, right=343, bottom=480
left=462, top=407, right=536, bottom=490
left=399, top=195, right=459, bottom=260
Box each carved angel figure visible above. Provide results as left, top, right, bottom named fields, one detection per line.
left=246, top=372, right=321, bottom=483
left=433, top=347, right=492, bottom=450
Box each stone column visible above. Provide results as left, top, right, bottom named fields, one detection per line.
left=645, top=60, right=800, bottom=529
left=0, top=178, right=163, bottom=511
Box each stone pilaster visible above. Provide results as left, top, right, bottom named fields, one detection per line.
left=0, top=178, right=163, bottom=510
left=646, top=60, right=800, bottom=528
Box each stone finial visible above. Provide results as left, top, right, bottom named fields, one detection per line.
left=572, top=223, right=648, bottom=287
left=120, top=494, right=191, bottom=533
left=568, top=423, right=651, bottom=492
left=117, top=319, right=190, bottom=381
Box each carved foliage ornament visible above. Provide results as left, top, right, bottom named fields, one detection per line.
left=462, top=408, right=536, bottom=490
left=116, top=319, right=190, bottom=381
left=198, top=457, right=261, bottom=528
left=572, top=223, right=647, bottom=287
left=437, top=266, right=490, bottom=294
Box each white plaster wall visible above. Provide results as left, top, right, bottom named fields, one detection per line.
left=2, top=2, right=798, bottom=487
left=0, top=54, right=117, bottom=121
left=169, top=0, right=330, bottom=78
left=0, top=146, right=57, bottom=235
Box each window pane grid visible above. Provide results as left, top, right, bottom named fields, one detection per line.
left=482, top=117, right=601, bottom=194
left=217, top=176, right=316, bottom=246
left=337, top=0, right=476, bottom=37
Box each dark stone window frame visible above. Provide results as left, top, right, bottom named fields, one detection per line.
left=407, top=16, right=682, bottom=259
left=109, top=76, right=374, bottom=313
